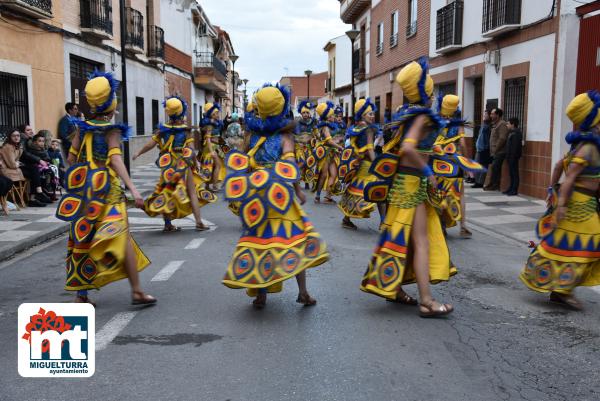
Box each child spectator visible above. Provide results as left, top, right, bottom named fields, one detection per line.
left=504, top=117, right=523, bottom=196
left=27, top=133, right=58, bottom=201
left=48, top=138, right=65, bottom=186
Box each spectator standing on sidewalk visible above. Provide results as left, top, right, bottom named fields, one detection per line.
left=484, top=108, right=509, bottom=191
left=504, top=118, right=523, bottom=196
left=472, top=110, right=491, bottom=188
left=58, top=102, right=79, bottom=158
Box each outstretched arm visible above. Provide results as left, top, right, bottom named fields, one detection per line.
left=133, top=134, right=158, bottom=160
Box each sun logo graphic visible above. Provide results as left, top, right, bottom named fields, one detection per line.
left=18, top=303, right=95, bottom=377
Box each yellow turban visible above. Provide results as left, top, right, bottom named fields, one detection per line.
left=354, top=98, right=376, bottom=121
left=441, top=95, right=460, bottom=117
left=165, top=97, right=185, bottom=119
left=566, top=91, right=600, bottom=129
left=396, top=60, right=434, bottom=104
left=316, top=102, right=335, bottom=120
left=203, top=102, right=220, bottom=119
left=255, top=86, right=286, bottom=119
left=85, top=75, right=117, bottom=114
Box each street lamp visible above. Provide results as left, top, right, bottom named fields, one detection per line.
left=118, top=0, right=131, bottom=172
left=346, top=29, right=360, bottom=121
left=230, top=54, right=239, bottom=114
left=304, top=69, right=312, bottom=103
left=242, top=78, right=249, bottom=111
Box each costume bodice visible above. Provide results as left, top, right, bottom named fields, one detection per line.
left=77, top=120, right=129, bottom=163
left=249, top=133, right=282, bottom=165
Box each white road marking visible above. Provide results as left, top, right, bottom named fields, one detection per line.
left=151, top=260, right=185, bottom=282
left=96, top=311, right=138, bottom=351
left=184, top=238, right=205, bottom=250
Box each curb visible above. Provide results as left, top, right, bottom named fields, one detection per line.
left=0, top=223, right=69, bottom=262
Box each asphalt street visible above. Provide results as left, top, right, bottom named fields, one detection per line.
left=1, top=198, right=599, bottom=401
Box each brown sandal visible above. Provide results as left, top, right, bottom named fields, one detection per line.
left=252, top=294, right=267, bottom=309
left=549, top=292, right=583, bottom=311
left=314, top=196, right=321, bottom=204
left=75, top=295, right=96, bottom=307
left=323, top=196, right=336, bottom=204
left=386, top=291, right=418, bottom=306
left=195, top=223, right=210, bottom=231
left=163, top=225, right=181, bottom=233
left=419, top=300, right=454, bottom=318
left=296, top=293, right=317, bottom=306
left=342, top=219, right=358, bottom=230
left=131, top=291, right=157, bottom=306
left=460, top=227, right=473, bottom=238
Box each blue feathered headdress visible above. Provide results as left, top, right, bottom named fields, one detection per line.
left=87, top=70, right=119, bottom=114
left=581, top=90, right=600, bottom=131
left=416, top=57, right=430, bottom=106
left=200, top=103, right=222, bottom=127
left=163, top=95, right=188, bottom=121
left=297, top=99, right=316, bottom=114
left=247, top=83, right=292, bottom=135
left=334, top=105, right=344, bottom=115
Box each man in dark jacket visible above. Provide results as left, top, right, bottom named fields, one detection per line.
left=484, top=108, right=509, bottom=191
left=58, top=102, right=79, bottom=158
left=504, top=118, right=523, bottom=196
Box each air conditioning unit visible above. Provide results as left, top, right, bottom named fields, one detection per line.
left=485, top=50, right=501, bottom=67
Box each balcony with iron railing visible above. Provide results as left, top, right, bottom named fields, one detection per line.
left=482, top=0, right=521, bottom=37
left=436, top=0, right=463, bottom=53
left=125, top=7, right=144, bottom=54
left=147, top=25, right=164, bottom=64
left=80, top=0, right=112, bottom=39
left=193, top=52, right=228, bottom=92
left=340, top=0, right=370, bottom=24
left=0, top=0, right=52, bottom=19
left=390, top=33, right=399, bottom=48
left=375, top=42, right=383, bottom=56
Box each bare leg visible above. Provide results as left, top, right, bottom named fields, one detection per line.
left=411, top=204, right=452, bottom=314
left=212, top=153, right=223, bottom=187
left=326, top=162, right=337, bottom=192
left=185, top=171, right=202, bottom=225
left=295, top=271, right=316, bottom=305
left=316, top=162, right=327, bottom=197
left=124, top=236, right=156, bottom=303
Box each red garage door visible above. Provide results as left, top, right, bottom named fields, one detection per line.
left=576, top=11, right=600, bottom=93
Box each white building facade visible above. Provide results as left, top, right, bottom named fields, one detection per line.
left=324, top=34, right=352, bottom=117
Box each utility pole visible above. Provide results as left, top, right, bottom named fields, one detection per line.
left=119, top=0, right=131, bottom=173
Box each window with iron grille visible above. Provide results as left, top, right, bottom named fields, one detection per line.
left=482, top=0, right=521, bottom=33
left=376, top=22, right=384, bottom=55
left=136, top=97, right=145, bottom=136
left=151, top=99, right=159, bottom=130
left=0, top=72, right=29, bottom=141
left=407, top=0, right=418, bottom=38
left=436, top=0, right=463, bottom=50
left=503, top=77, right=526, bottom=135
left=390, top=11, right=399, bottom=47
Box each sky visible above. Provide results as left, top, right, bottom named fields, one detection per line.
left=200, top=0, right=350, bottom=93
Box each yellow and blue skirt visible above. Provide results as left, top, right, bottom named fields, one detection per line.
left=360, top=172, right=457, bottom=299
left=222, top=154, right=329, bottom=296
left=521, top=187, right=600, bottom=294
left=199, top=142, right=227, bottom=184
left=437, top=176, right=463, bottom=228
left=145, top=149, right=216, bottom=220
left=338, top=160, right=376, bottom=218
left=58, top=174, right=150, bottom=291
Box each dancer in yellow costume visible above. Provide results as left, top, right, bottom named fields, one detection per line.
left=295, top=100, right=318, bottom=189
left=56, top=71, right=156, bottom=306
left=308, top=101, right=344, bottom=204
left=222, top=83, right=329, bottom=308
left=337, top=98, right=379, bottom=230
left=133, top=95, right=215, bottom=232
left=199, top=102, right=226, bottom=191
left=359, top=59, right=456, bottom=317
left=521, top=91, right=600, bottom=310
left=432, top=94, right=484, bottom=238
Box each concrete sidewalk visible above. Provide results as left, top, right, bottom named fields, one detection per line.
left=457, top=185, right=547, bottom=245
left=0, top=163, right=159, bottom=261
